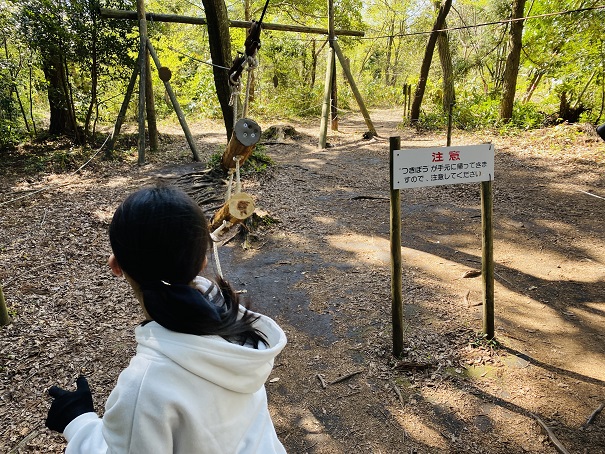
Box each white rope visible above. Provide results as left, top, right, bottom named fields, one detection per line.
left=212, top=241, right=223, bottom=279
left=242, top=56, right=258, bottom=118
left=229, top=82, right=241, bottom=124
left=210, top=220, right=234, bottom=279
left=235, top=156, right=242, bottom=194
left=226, top=170, right=234, bottom=201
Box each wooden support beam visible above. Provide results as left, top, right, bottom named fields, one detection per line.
left=332, top=40, right=376, bottom=137
left=318, top=46, right=334, bottom=149
left=106, top=65, right=139, bottom=157
left=99, top=8, right=364, bottom=37
left=145, top=51, right=158, bottom=152
left=319, top=0, right=335, bottom=149
left=147, top=39, right=201, bottom=161
left=136, top=0, right=148, bottom=165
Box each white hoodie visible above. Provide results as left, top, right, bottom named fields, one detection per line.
left=63, top=278, right=287, bottom=454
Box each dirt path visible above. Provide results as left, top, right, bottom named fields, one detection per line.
left=1, top=109, right=604, bottom=453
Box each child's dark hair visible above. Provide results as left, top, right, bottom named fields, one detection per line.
left=109, top=185, right=267, bottom=347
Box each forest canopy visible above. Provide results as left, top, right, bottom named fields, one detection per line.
left=0, top=0, right=603, bottom=147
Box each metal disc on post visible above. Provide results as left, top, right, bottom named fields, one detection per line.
left=221, top=118, right=261, bottom=170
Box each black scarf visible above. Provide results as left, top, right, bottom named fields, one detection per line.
left=141, top=281, right=225, bottom=335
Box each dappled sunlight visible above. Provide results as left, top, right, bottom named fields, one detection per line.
left=313, top=215, right=338, bottom=226
left=393, top=411, right=448, bottom=450
left=269, top=404, right=344, bottom=451
left=500, top=297, right=579, bottom=333
left=582, top=302, right=605, bottom=316
left=326, top=233, right=391, bottom=267
left=495, top=287, right=605, bottom=381
left=495, top=239, right=604, bottom=279
left=299, top=157, right=327, bottom=170
left=328, top=232, right=485, bottom=282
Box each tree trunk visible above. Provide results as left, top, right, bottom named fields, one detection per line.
left=523, top=69, right=543, bottom=103
left=42, top=54, right=70, bottom=135
left=84, top=9, right=98, bottom=143
left=310, top=39, right=318, bottom=90
left=201, top=0, right=234, bottom=140
left=436, top=6, right=455, bottom=112
left=385, top=17, right=394, bottom=86
left=410, top=0, right=452, bottom=122
left=499, top=0, right=527, bottom=122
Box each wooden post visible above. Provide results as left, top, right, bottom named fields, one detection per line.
left=147, top=39, right=201, bottom=161
left=145, top=52, right=159, bottom=152
left=330, top=51, right=338, bottom=131
left=328, top=0, right=338, bottom=132
left=136, top=0, right=148, bottom=165
left=390, top=136, right=404, bottom=357
left=319, top=0, right=335, bottom=149
left=106, top=65, right=139, bottom=157
left=222, top=118, right=261, bottom=170
left=0, top=284, right=10, bottom=326
left=447, top=101, right=455, bottom=146
left=402, top=84, right=408, bottom=120
left=481, top=179, right=495, bottom=339
left=332, top=40, right=377, bottom=137
left=318, top=48, right=334, bottom=148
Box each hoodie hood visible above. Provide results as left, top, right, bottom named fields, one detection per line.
left=135, top=276, right=286, bottom=394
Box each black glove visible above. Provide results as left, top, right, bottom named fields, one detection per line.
left=45, top=376, right=95, bottom=433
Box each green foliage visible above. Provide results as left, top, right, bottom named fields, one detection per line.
left=207, top=145, right=274, bottom=174
left=1, top=0, right=604, bottom=150
left=243, top=145, right=274, bottom=173
left=470, top=332, right=501, bottom=349
left=411, top=92, right=547, bottom=132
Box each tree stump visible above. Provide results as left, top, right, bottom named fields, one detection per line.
left=221, top=118, right=261, bottom=171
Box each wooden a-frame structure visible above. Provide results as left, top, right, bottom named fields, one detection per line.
left=101, top=0, right=375, bottom=163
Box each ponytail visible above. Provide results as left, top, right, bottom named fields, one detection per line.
left=141, top=276, right=268, bottom=348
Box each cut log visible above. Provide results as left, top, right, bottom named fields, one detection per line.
left=221, top=118, right=261, bottom=171
left=209, top=192, right=255, bottom=232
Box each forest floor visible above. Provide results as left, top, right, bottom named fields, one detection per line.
left=1, top=108, right=605, bottom=453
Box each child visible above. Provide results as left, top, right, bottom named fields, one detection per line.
left=45, top=185, right=287, bottom=453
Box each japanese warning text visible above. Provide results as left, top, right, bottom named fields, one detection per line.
left=391, top=144, right=495, bottom=189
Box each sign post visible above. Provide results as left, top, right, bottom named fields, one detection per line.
left=389, top=137, right=404, bottom=357
left=390, top=140, right=496, bottom=350
left=481, top=180, right=495, bottom=339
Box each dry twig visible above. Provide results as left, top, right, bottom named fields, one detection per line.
left=316, top=374, right=327, bottom=389
left=8, top=426, right=45, bottom=454
left=584, top=402, right=605, bottom=426
left=530, top=413, right=570, bottom=454
left=329, top=370, right=364, bottom=385
left=390, top=381, right=404, bottom=407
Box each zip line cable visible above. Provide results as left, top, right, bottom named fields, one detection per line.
left=166, top=46, right=230, bottom=71
left=361, top=4, right=605, bottom=41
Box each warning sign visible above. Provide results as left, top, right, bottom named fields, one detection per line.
left=391, top=144, right=495, bottom=189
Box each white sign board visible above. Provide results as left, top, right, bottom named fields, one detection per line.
left=391, top=144, right=495, bottom=189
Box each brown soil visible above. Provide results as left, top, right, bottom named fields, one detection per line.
left=1, top=109, right=605, bottom=453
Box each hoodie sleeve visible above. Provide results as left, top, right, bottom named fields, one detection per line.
left=63, top=412, right=108, bottom=454
left=63, top=355, right=174, bottom=453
